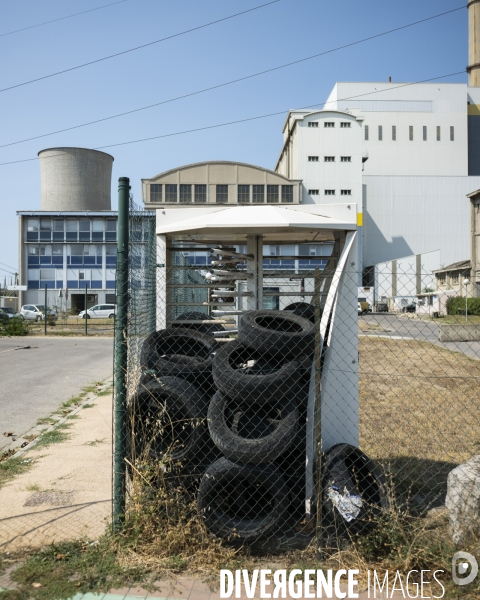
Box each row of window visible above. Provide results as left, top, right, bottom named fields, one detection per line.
left=364, top=125, right=454, bottom=142
left=150, top=184, right=294, bottom=204
left=308, top=156, right=351, bottom=162
left=27, top=244, right=116, bottom=256
left=308, top=189, right=352, bottom=196
left=28, top=280, right=116, bottom=290
left=308, top=122, right=351, bottom=128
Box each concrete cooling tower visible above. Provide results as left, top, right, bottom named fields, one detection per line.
left=38, top=147, right=114, bottom=211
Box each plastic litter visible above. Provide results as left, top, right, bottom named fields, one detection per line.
left=327, top=486, right=362, bottom=522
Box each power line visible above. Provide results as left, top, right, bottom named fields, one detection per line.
left=0, top=0, right=128, bottom=38
left=0, top=71, right=464, bottom=167
left=0, top=4, right=466, bottom=149
left=0, top=260, right=17, bottom=271
left=0, top=266, right=16, bottom=275
left=0, top=1, right=280, bottom=94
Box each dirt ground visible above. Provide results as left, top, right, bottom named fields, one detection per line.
left=0, top=394, right=112, bottom=552
left=359, top=336, right=480, bottom=501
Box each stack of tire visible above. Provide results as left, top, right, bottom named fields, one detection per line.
left=132, top=308, right=387, bottom=546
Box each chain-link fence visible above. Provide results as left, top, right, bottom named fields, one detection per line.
left=114, top=199, right=480, bottom=559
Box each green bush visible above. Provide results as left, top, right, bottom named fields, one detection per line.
left=0, top=316, right=29, bottom=336
left=446, top=296, right=480, bottom=316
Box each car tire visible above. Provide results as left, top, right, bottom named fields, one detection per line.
left=129, top=376, right=210, bottom=465
left=207, top=391, right=299, bottom=464
left=322, top=444, right=388, bottom=535
left=283, top=302, right=318, bottom=324
left=108, top=314, right=114, bottom=318
left=140, top=328, right=216, bottom=392
left=171, top=311, right=225, bottom=337
left=212, top=340, right=310, bottom=404
left=36, top=316, right=41, bottom=322
left=239, top=310, right=315, bottom=358
left=197, top=457, right=290, bottom=541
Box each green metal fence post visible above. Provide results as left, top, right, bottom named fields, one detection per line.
left=314, top=266, right=323, bottom=560
left=147, top=217, right=156, bottom=334
left=85, top=285, right=88, bottom=336
left=113, top=176, right=130, bottom=530
left=44, top=284, right=47, bottom=335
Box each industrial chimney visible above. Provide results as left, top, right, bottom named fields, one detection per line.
left=468, top=0, right=480, bottom=86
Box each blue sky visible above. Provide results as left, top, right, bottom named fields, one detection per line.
left=0, top=0, right=467, bottom=277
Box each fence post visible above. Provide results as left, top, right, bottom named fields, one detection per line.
left=147, top=217, right=156, bottom=334
left=314, top=266, right=323, bottom=559
left=113, top=176, right=130, bottom=530
left=44, top=284, right=47, bottom=335
left=84, top=285, right=88, bottom=336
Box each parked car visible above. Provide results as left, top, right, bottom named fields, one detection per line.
left=357, top=302, right=363, bottom=315
left=78, top=304, right=116, bottom=319
left=359, top=301, right=371, bottom=314
left=375, top=303, right=389, bottom=313
left=35, top=305, right=58, bottom=320
left=402, top=302, right=417, bottom=313
left=20, top=305, right=45, bottom=321
left=0, top=307, right=18, bottom=319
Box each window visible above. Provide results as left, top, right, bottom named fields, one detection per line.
left=409, top=126, right=413, bottom=141
left=106, top=245, right=116, bottom=256
left=66, top=219, right=77, bottom=232
left=309, top=189, right=319, bottom=195
left=150, top=184, right=162, bottom=202
left=70, top=244, right=83, bottom=256
left=266, top=185, right=279, bottom=203
left=165, top=184, right=177, bottom=202
left=437, top=275, right=446, bottom=285
left=216, top=185, right=228, bottom=203
left=378, top=125, right=383, bottom=141
left=392, top=125, right=396, bottom=141
left=179, top=184, right=191, bottom=203
left=79, top=218, right=90, bottom=241
left=281, top=185, right=293, bottom=203
left=308, top=156, right=319, bottom=162
left=52, top=245, right=63, bottom=255
left=106, top=219, right=116, bottom=232
left=340, top=122, right=351, bottom=128
left=53, top=219, right=64, bottom=235
left=252, top=185, right=264, bottom=203
left=365, top=125, right=369, bottom=141
left=40, top=219, right=52, bottom=232
left=92, top=219, right=103, bottom=241
left=28, top=245, right=40, bottom=255
left=341, top=190, right=352, bottom=195
left=79, top=272, right=85, bottom=280
left=325, top=190, right=335, bottom=195
left=324, top=122, right=335, bottom=128
left=451, top=274, right=459, bottom=285
left=324, top=156, right=335, bottom=162
left=422, top=126, right=427, bottom=141
left=340, top=156, right=351, bottom=162
left=437, top=126, right=441, bottom=141
left=450, top=126, right=454, bottom=141
left=194, top=184, right=207, bottom=203
left=308, top=122, right=318, bottom=128
left=238, top=185, right=250, bottom=203
left=39, top=245, right=51, bottom=256
left=40, top=269, right=55, bottom=280
left=27, top=219, right=39, bottom=232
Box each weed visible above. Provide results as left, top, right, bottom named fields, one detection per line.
left=36, top=417, right=57, bottom=426
left=81, top=404, right=94, bottom=409
left=96, top=389, right=112, bottom=397
left=66, top=414, right=80, bottom=420
left=34, top=425, right=71, bottom=449
left=25, top=484, right=40, bottom=491
left=0, top=458, right=35, bottom=490
left=83, top=438, right=106, bottom=446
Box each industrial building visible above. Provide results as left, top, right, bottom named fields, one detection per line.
left=17, top=147, right=117, bottom=312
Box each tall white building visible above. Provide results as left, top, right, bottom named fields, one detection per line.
left=275, top=81, right=480, bottom=293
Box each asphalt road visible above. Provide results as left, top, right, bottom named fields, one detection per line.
left=0, top=337, right=113, bottom=450
left=360, top=313, right=480, bottom=360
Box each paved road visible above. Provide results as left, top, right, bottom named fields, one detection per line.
left=0, top=337, right=113, bottom=450
left=360, top=314, right=480, bottom=360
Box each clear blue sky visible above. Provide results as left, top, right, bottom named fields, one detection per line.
left=0, top=0, right=467, bottom=277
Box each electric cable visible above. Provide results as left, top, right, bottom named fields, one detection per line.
left=0, top=1, right=128, bottom=38
left=0, top=1, right=280, bottom=94
left=0, top=260, right=18, bottom=271
left=0, top=70, right=464, bottom=167
left=0, top=4, right=466, bottom=149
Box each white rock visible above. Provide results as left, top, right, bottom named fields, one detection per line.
left=445, top=455, right=480, bottom=544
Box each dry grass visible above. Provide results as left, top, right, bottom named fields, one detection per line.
left=359, top=337, right=480, bottom=501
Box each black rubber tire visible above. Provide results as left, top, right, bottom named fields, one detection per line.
left=239, top=310, right=315, bottom=357
left=128, top=376, right=210, bottom=465
left=283, top=302, right=318, bottom=324
left=172, top=311, right=225, bottom=337
left=212, top=340, right=310, bottom=404
left=322, top=444, right=388, bottom=535
left=197, top=457, right=290, bottom=541
left=207, top=392, right=299, bottom=463
left=140, top=328, right=215, bottom=392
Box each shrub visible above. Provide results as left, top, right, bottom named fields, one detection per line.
left=0, top=316, right=29, bottom=336
left=446, top=296, right=480, bottom=316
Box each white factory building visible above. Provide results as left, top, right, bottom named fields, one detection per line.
left=275, top=81, right=480, bottom=297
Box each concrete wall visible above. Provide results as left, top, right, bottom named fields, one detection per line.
left=39, top=148, right=113, bottom=211
left=439, top=323, right=480, bottom=342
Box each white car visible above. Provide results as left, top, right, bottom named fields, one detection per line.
left=20, top=304, right=45, bottom=321
left=78, top=304, right=116, bottom=319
